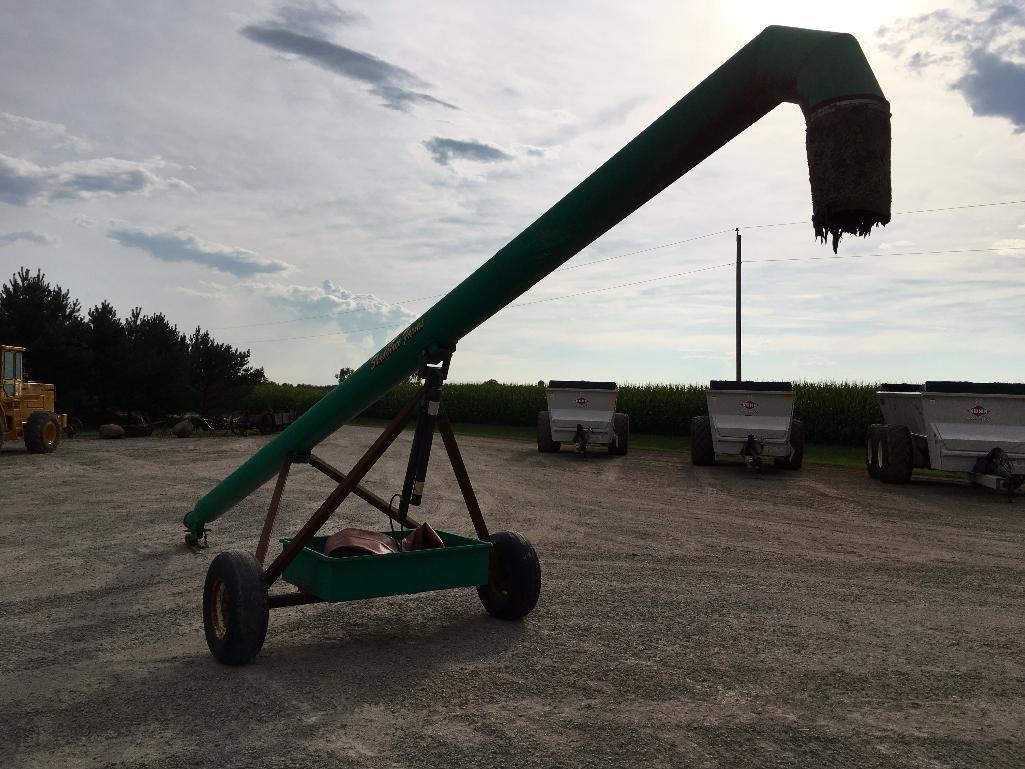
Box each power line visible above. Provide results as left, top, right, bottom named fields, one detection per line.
left=237, top=263, right=735, bottom=344
left=211, top=229, right=731, bottom=330
left=511, top=262, right=734, bottom=307
left=217, top=197, right=1025, bottom=332
left=553, top=228, right=733, bottom=271
left=740, top=198, right=1025, bottom=230
left=745, top=245, right=1025, bottom=264
left=236, top=243, right=1025, bottom=345
left=896, top=199, right=1025, bottom=215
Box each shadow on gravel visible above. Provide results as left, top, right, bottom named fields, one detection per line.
left=524, top=451, right=626, bottom=464
left=3, top=603, right=527, bottom=767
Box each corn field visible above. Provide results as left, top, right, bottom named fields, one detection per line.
left=238, top=380, right=883, bottom=446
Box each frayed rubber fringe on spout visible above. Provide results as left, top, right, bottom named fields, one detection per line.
left=806, top=98, right=891, bottom=252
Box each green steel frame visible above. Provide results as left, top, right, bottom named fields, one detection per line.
left=184, top=25, right=891, bottom=539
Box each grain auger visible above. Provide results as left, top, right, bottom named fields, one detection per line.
left=183, top=26, right=891, bottom=664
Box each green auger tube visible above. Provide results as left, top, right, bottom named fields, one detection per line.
left=184, top=25, right=891, bottom=539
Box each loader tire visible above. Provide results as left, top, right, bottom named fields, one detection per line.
left=866, top=424, right=884, bottom=479
left=780, top=419, right=804, bottom=470
left=608, top=412, right=629, bottom=455
left=478, top=531, right=541, bottom=620
left=536, top=411, right=560, bottom=453
left=24, top=411, right=61, bottom=454
left=878, top=424, right=913, bottom=484
left=690, top=416, right=715, bottom=465
left=203, top=550, right=269, bottom=665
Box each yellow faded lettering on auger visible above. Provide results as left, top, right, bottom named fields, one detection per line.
left=371, top=319, right=425, bottom=369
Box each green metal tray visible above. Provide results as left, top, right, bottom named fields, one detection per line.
left=280, top=530, right=492, bottom=603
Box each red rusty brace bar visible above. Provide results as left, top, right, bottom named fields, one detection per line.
left=437, top=413, right=490, bottom=541
left=262, top=387, right=423, bottom=586
left=260, top=384, right=494, bottom=596
left=308, top=454, right=421, bottom=529
left=255, top=454, right=292, bottom=565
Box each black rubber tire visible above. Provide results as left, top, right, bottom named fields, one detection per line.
left=203, top=550, right=269, bottom=665
left=478, top=531, right=541, bottom=620
left=781, top=419, right=804, bottom=470
left=866, top=424, right=884, bottom=479
left=24, top=411, right=61, bottom=454
left=878, top=424, right=913, bottom=484
left=536, top=411, right=561, bottom=453
left=608, top=412, right=629, bottom=455
left=690, top=415, right=715, bottom=466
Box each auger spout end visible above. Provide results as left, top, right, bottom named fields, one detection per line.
left=806, top=98, right=892, bottom=252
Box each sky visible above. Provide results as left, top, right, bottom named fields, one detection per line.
left=1, top=0, right=1023, bottom=386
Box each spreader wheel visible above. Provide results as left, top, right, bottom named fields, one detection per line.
left=690, top=416, right=715, bottom=465
left=478, top=531, right=541, bottom=620
left=866, top=424, right=884, bottom=479
left=203, top=550, right=269, bottom=665
left=536, top=411, right=561, bottom=453
left=608, top=412, right=629, bottom=455
left=878, top=424, right=913, bottom=484
left=779, top=419, right=804, bottom=470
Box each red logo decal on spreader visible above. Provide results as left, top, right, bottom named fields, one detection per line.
left=968, top=404, right=990, bottom=418
left=741, top=399, right=757, bottom=411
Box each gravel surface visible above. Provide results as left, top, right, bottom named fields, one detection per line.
left=2, top=428, right=1023, bottom=768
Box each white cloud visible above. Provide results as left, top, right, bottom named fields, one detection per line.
left=0, top=153, right=193, bottom=205
left=241, top=278, right=415, bottom=332
left=108, top=226, right=293, bottom=277
left=992, top=238, right=1025, bottom=255
left=176, top=280, right=230, bottom=300
left=0, top=111, right=90, bottom=152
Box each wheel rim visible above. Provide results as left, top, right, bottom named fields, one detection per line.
left=43, top=421, right=58, bottom=446
left=210, top=578, right=229, bottom=641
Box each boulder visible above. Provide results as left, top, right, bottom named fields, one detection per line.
left=98, top=423, right=126, bottom=440
left=171, top=419, right=194, bottom=438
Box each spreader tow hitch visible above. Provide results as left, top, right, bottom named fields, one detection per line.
left=742, top=434, right=765, bottom=471
left=573, top=423, right=589, bottom=454
left=971, top=448, right=1025, bottom=503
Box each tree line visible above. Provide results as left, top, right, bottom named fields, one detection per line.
left=0, top=268, right=266, bottom=423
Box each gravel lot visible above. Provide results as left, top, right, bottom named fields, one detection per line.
left=2, top=428, right=1023, bottom=768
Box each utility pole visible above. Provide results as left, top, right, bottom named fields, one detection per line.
left=735, top=227, right=742, bottom=381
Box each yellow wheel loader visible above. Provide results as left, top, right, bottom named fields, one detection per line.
left=1, top=345, right=67, bottom=453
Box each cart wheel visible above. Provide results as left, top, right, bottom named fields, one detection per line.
left=866, top=424, right=884, bottom=479
left=878, top=424, right=913, bottom=484
left=203, top=550, right=269, bottom=665
left=478, top=531, right=541, bottom=620
left=536, top=411, right=561, bottom=453
left=690, top=416, right=715, bottom=465
left=608, top=412, right=629, bottom=455
left=780, top=419, right=804, bottom=470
